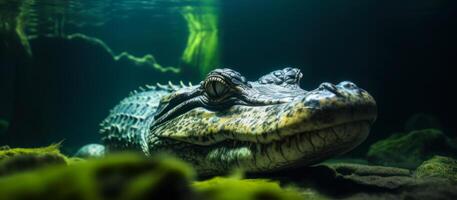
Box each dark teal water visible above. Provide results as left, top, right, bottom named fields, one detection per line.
left=0, top=0, right=455, bottom=155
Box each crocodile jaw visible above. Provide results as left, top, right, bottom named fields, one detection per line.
left=201, top=120, right=370, bottom=173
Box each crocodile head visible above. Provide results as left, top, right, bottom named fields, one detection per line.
left=147, top=67, right=377, bottom=175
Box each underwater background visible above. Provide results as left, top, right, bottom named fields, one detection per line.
left=0, top=0, right=455, bottom=159
left=1, top=1, right=457, bottom=199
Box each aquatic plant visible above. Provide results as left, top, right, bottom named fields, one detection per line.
left=0, top=0, right=34, bottom=57
left=66, top=33, right=181, bottom=73
left=180, top=0, right=220, bottom=77
left=13, top=0, right=34, bottom=56
left=2, top=0, right=221, bottom=76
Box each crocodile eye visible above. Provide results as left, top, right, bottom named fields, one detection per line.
left=204, top=76, right=230, bottom=99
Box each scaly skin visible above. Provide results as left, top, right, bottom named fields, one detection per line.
left=77, top=67, right=377, bottom=175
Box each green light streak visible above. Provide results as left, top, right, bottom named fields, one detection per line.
left=180, top=1, right=220, bottom=76
left=15, top=2, right=32, bottom=56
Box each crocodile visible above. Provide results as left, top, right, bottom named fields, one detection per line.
left=77, top=67, right=377, bottom=175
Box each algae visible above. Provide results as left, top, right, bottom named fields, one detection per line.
left=0, top=145, right=310, bottom=200
left=0, top=150, right=309, bottom=200
left=1, top=145, right=456, bottom=200
left=2, top=0, right=220, bottom=77
left=0, top=153, right=195, bottom=200
left=415, top=155, right=457, bottom=183
left=0, top=144, right=69, bottom=176
left=367, top=129, right=457, bottom=168
left=0, top=143, right=65, bottom=161
left=193, top=176, right=307, bottom=200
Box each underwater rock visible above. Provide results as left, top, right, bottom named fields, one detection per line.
left=249, top=162, right=457, bottom=199
left=366, top=129, right=457, bottom=168
left=415, top=156, right=457, bottom=183
left=404, top=113, right=442, bottom=132
left=0, top=144, right=69, bottom=176
left=74, top=143, right=106, bottom=158
left=327, top=163, right=411, bottom=177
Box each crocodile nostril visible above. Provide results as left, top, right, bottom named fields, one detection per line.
left=338, top=81, right=358, bottom=90
left=319, top=82, right=337, bottom=92
left=318, top=82, right=343, bottom=97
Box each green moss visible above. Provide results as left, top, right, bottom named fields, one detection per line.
left=67, top=157, right=86, bottom=165
left=5, top=145, right=457, bottom=199
left=415, top=156, right=457, bottom=183
left=0, top=153, right=195, bottom=200
left=0, top=144, right=63, bottom=160
left=0, top=150, right=316, bottom=200
left=367, top=129, right=457, bottom=168
left=193, top=176, right=309, bottom=200
left=0, top=144, right=71, bottom=175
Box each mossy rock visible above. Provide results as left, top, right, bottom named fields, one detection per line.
left=1, top=146, right=457, bottom=200
left=0, top=144, right=64, bottom=160
left=366, top=129, right=457, bottom=168
left=194, top=176, right=314, bottom=200
left=327, top=163, right=411, bottom=177
left=0, top=153, right=195, bottom=200
left=2, top=144, right=455, bottom=200
left=0, top=144, right=70, bottom=175
left=249, top=162, right=457, bottom=199
left=0, top=150, right=310, bottom=200
left=415, top=156, right=457, bottom=183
